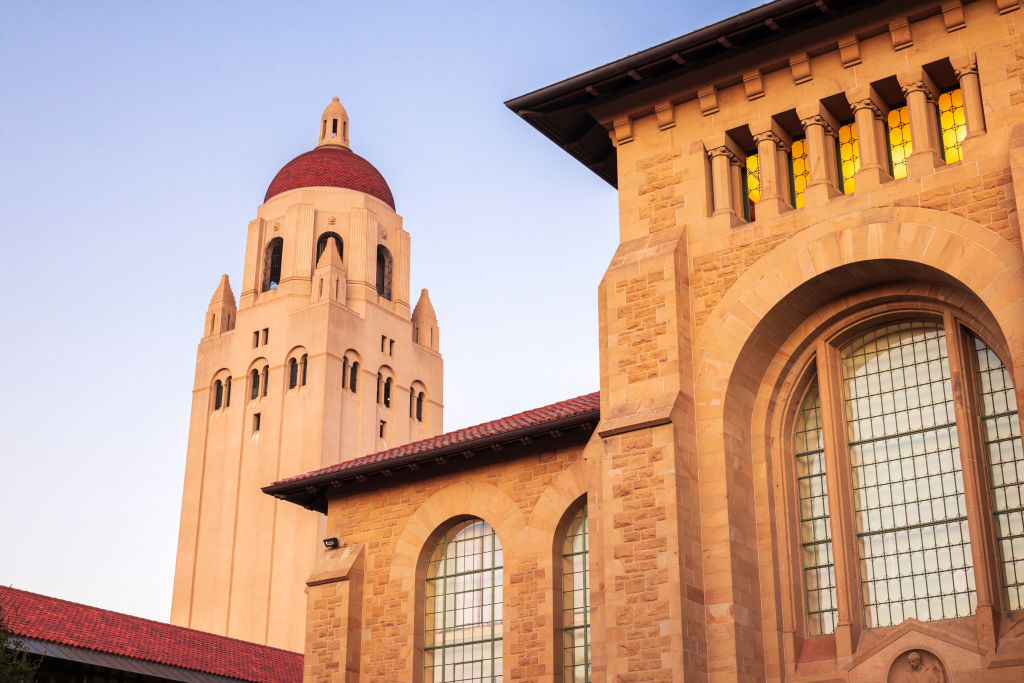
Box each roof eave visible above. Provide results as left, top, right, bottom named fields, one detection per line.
left=261, top=408, right=600, bottom=513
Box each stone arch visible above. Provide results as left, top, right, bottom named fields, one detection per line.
left=389, top=480, right=527, bottom=681
left=527, top=460, right=587, bottom=541
left=691, top=206, right=1024, bottom=672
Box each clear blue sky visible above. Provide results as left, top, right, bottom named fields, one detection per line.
left=0, top=0, right=756, bottom=622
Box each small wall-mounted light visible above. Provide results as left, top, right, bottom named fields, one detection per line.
left=323, top=537, right=339, bottom=549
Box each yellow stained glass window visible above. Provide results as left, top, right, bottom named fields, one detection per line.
left=791, top=138, right=809, bottom=209
left=887, top=105, right=912, bottom=180
left=745, top=153, right=760, bottom=220
left=938, top=89, right=967, bottom=164
left=837, top=122, right=859, bottom=194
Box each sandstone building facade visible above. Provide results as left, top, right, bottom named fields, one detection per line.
left=170, top=99, right=443, bottom=652
left=202, top=0, right=1024, bottom=680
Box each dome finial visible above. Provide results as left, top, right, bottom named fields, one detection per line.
left=317, top=97, right=350, bottom=149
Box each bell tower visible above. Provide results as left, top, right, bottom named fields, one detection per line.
left=170, top=99, right=443, bottom=652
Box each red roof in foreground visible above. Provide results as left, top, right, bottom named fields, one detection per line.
left=272, top=391, right=600, bottom=487
left=265, top=145, right=395, bottom=208
left=0, top=586, right=301, bottom=683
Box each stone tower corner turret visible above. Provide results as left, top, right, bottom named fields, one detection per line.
left=412, top=288, right=439, bottom=351
left=204, top=274, right=236, bottom=337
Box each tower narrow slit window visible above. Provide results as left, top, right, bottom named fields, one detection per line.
left=301, top=354, right=308, bottom=386
left=938, top=89, right=967, bottom=164
left=794, top=382, right=837, bottom=636
left=224, top=377, right=231, bottom=407
left=289, top=358, right=298, bottom=389
left=376, top=372, right=382, bottom=403
left=836, top=121, right=859, bottom=194
left=250, top=369, right=260, bottom=400
left=562, top=504, right=590, bottom=682
left=840, top=322, right=975, bottom=627
left=342, top=357, right=349, bottom=389
left=383, top=377, right=392, bottom=407
left=743, top=152, right=760, bottom=222
left=262, top=238, right=283, bottom=292
left=417, top=392, right=425, bottom=422
left=376, top=245, right=393, bottom=301
left=424, top=519, right=503, bottom=682
left=886, top=104, right=912, bottom=180
left=349, top=362, right=359, bottom=393
left=261, top=365, right=269, bottom=397
left=213, top=380, right=223, bottom=411
left=409, top=388, right=415, bottom=418
left=973, top=338, right=1024, bottom=610
left=790, top=138, right=809, bottom=209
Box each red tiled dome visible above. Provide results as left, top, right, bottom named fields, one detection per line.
left=265, top=146, right=395, bottom=209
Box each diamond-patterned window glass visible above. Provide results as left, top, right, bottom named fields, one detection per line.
left=424, top=519, right=503, bottom=683
left=745, top=153, right=761, bottom=221
left=562, top=504, right=590, bottom=683
left=794, top=381, right=838, bottom=636
left=938, top=89, right=967, bottom=164
left=841, top=321, right=977, bottom=628
left=791, top=138, right=809, bottom=209
left=837, top=122, right=859, bottom=194
left=973, top=338, right=1024, bottom=611
left=887, top=105, right=913, bottom=180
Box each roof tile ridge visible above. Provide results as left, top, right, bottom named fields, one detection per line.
left=0, top=585, right=302, bottom=656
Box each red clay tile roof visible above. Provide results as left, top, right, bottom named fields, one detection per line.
left=0, top=586, right=302, bottom=683
left=265, top=146, right=395, bottom=208
left=271, top=391, right=600, bottom=488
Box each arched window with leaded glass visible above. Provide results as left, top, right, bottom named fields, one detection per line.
left=424, top=518, right=503, bottom=682
left=561, top=503, right=589, bottom=682
left=788, top=314, right=1024, bottom=638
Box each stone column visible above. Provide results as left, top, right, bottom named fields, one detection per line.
left=751, top=119, right=794, bottom=219
left=706, top=135, right=744, bottom=227
left=898, top=67, right=943, bottom=176
left=848, top=86, right=891, bottom=191
left=796, top=103, right=842, bottom=206
left=951, top=52, right=986, bottom=140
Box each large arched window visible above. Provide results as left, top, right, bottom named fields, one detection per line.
left=424, top=518, right=502, bottom=682
left=561, top=503, right=590, bottom=683
left=789, top=315, right=1024, bottom=636
left=262, top=237, right=283, bottom=292
left=376, top=244, right=393, bottom=301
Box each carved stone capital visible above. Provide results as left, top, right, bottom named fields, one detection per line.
left=800, top=115, right=836, bottom=137
left=900, top=81, right=936, bottom=103
left=706, top=145, right=740, bottom=164
left=954, top=62, right=979, bottom=79
left=850, top=98, right=884, bottom=119
left=752, top=130, right=784, bottom=148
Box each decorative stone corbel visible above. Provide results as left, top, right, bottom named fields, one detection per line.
left=698, top=85, right=719, bottom=116
left=996, top=0, right=1020, bottom=14
left=838, top=36, right=861, bottom=67
left=654, top=101, right=676, bottom=131
left=941, top=1, right=966, bottom=31
left=743, top=70, right=765, bottom=100
left=790, top=53, right=812, bottom=84
left=613, top=116, right=634, bottom=145
left=889, top=18, right=913, bottom=50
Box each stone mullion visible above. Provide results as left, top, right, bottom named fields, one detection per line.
left=849, top=88, right=891, bottom=191
left=898, top=68, right=944, bottom=176
left=943, top=311, right=1000, bottom=648
left=752, top=125, right=793, bottom=218
left=797, top=105, right=842, bottom=206
left=814, top=340, right=862, bottom=658
left=951, top=53, right=986, bottom=141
